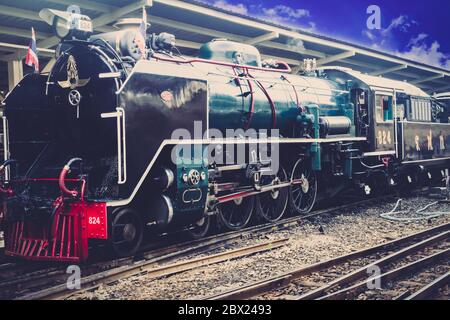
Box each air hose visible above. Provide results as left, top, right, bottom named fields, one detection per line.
left=59, top=158, right=83, bottom=198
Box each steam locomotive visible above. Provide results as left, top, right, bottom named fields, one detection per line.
left=1, top=8, right=449, bottom=262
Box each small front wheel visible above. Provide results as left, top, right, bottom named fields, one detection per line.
left=110, top=208, right=143, bottom=258
left=187, top=215, right=211, bottom=239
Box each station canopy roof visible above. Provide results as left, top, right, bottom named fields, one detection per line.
left=0, top=0, right=449, bottom=95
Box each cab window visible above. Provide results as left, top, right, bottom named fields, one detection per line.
left=375, top=95, right=393, bottom=122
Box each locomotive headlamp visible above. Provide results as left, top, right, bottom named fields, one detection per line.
left=39, top=8, right=93, bottom=40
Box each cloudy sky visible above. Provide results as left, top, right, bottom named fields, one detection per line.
left=200, top=0, right=450, bottom=70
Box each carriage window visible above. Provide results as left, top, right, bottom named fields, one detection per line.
left=375, top=95, right=393, bottom=122
left=410, top=98, right=431, bottom=122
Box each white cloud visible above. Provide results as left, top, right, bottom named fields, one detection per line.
left=397, top=36, right=450, bottom=69
left=286, top=38, right=306, bottom=53
left=362, top=15, right=449, bottom=69
left=381, top=15, right=412, bottom=36
left=407, top=33, right=428, bottom=47
left=362, top=29, right=376, bottom=41
left=211, top=0, right=248, bottom=15
left=306, top=22, right=318, bottom=33
left=363, top=15, right=413, bottom=46
left=207, top=1, right=315, bottom=31
left=262, top=5, right=310, bottom=21
left=258, top=5, right=310, bottom=26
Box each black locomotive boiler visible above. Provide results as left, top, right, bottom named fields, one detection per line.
left=1, top=9, right=450, bottom=262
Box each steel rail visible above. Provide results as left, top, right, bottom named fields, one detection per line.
left=297, top=230, right=449, bottom=300
left=205, top=222, right=450, bottom=300
left=142, top=195, right=389, bottom=265
left=142, top=194, right=391, bottom=263
left=404, top=270, right=450, bottom=300
left=319, top=248, right=449, bottom=300
left=18, top=238, right=288, bottom=300
left=0, top=196, right=384, bottom=299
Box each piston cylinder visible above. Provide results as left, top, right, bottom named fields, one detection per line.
left=319, top=116, right=352, bottom=136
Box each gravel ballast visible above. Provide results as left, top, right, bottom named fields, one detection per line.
left=70, top=195, right=450, bottom=300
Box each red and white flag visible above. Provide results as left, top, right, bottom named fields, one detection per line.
left=25, top=27, right=39, bottom=72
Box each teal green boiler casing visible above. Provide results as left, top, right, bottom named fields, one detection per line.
left=201, top=66, right=353, bottom=138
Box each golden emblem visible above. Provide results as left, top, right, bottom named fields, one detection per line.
left=58, top=55, right=90, bottom=89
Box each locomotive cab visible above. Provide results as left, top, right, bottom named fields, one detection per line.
left=322, top=68, right=438, bottom=156
left=323, top=67, right=450, bottom=193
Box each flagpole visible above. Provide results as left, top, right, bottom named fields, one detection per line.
left=137, top=6, right=148, bottom=60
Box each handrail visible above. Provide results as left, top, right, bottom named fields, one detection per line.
left=2, top=116, right=10, bottom=181
left=0, top=159, right=14, bottom=195
left=101, top=108, right=127, bottom=184
left=152, top=54, right=292, bottom=74
left=118, top=107, right=127, bottom=184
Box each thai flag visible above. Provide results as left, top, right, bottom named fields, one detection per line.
left=25, top=27, right=39, bottom=72
left=135, top=7, right=147, bottom=59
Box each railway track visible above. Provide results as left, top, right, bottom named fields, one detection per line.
left=22, top=238, right=288, bottom=300
left=0, top=194, right=388, bottom=300
left=206, top=222, right=450, bottom=300
left=403, top=271, right=449, bottom=300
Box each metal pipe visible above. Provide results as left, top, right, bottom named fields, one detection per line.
left=213, top=180, right=297, bottom=205
left=153, top=53, right=292, bottom=73
left=244, top=73, right=255, bottom=130
left=249, top=73, right=277, bottom=128
left=58, top=158, right=83, bottom=198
